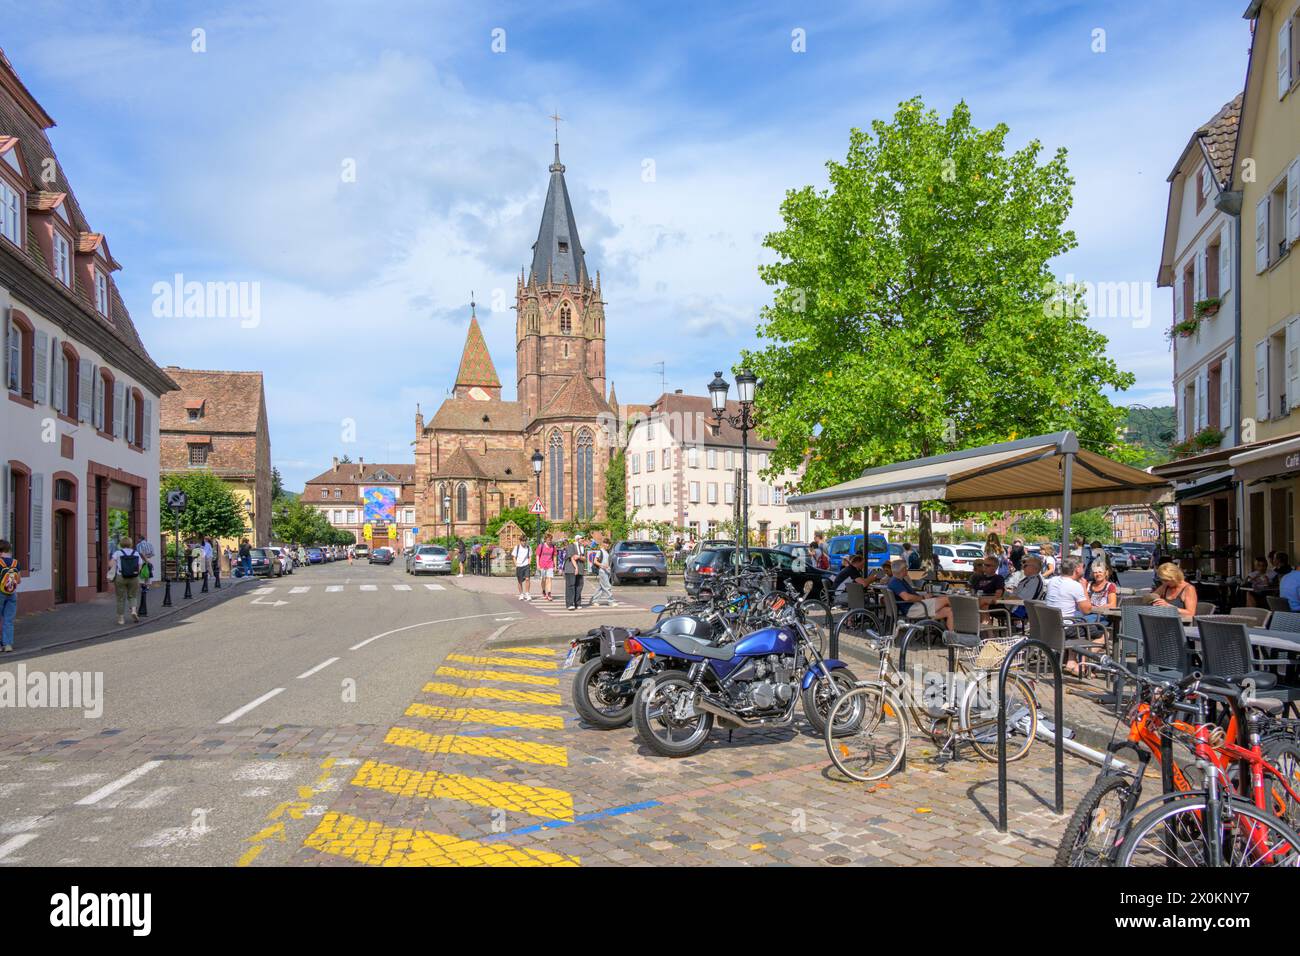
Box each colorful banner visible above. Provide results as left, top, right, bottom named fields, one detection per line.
left=361, top=486, right=398, bottom=525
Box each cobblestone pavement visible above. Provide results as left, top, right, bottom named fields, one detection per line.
left=274, top=629, right=1099, bottom=867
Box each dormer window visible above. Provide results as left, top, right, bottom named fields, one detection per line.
left=185, top=398, right=205, bottom=421
left=53, top=231, right=71, bottom=286
left=94, top=270, right=109, bottom=316
left=557, top=239, right=569, bottom=254
left=0, top=179, right=20, bottom=247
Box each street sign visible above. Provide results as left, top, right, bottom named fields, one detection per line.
left=529, top=497, right=545, bottom=515
left=166, top=490, right=187, bottom=512
left=412, top=527, right=420, bottom=535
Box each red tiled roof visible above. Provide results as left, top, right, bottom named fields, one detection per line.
left=647, top=392, right=778, bottom=450
left=537, top=374, right=611, bottom=420
left=301, top=462, right=415, bottom=486
left=431, top=447, right=528, bottom=482
left=159, top=367, right=265, bottom=434
left=429, top=397, right=526, bottom=432
left=454, top=316, right=501, bottom=389
left=1198, top=93, right=1242, bottom=189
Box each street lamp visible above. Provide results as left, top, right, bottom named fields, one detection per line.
left=531, top=448, right=544, bottom=572
left=443, top=493, right=452, bottom=545
left=707, top=369, right=758, bottom=564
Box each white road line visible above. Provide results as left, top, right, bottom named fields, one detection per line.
left=252, top=587, right=275, bottom=595
left=289, top=586, right=311, bottom=594
left=0, top=833, right=38, bottom=860
left=423, top=584, right=445, bottom=591
left=484, top=623, right=515, bottom=642
left=348, top=612, right=514, bottom=651
left=359, top=584, right=377, bottom=591
left=326, top=585, right=343, bottom=593
left=217, top=688, right=285, bottom=725
left=392, top=584, right=411, bottom=591
left=296, top=657, right=339, bottom=680
left=74, top=761, right=164, bottom=806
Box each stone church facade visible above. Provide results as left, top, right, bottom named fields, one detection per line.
left=413, top=144, right=618, bottom=540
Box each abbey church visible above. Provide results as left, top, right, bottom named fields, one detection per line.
left=413, top=144, right=625, bottom=538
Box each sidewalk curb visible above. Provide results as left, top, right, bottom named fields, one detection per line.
left=10, top=575, right=260, bottom=658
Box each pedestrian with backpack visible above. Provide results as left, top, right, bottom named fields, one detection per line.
left=111, top=536, right=144, bottom=626
left=0, top=539, right=19, bottom=652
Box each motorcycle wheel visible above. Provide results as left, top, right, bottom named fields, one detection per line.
left=633, top=672, right=713, bottom=757
left=572, top=657, right=635, bottom=729
left=801, top=668, right=860, bottom=737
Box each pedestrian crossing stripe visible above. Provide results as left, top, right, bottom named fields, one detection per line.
left=421, top=681, right=561, bottom=706
left=424, top=584, right=445, bottom=590
left=393, top=584, right=412, bottom=591
left=252, top=587, right=274, bottom=595
left=383, top=726, right=568, bottom=767
left=351, top=760, right=574, bottom=820
left=289, top=586, right=310, bottom=594
left=304, top=811, right=579, bottom=867
left=434, top=666, right=558, bottom=687
left=444, top=653, right=558, bottom=671
left=495, top=646, right=559, bottom=657
left=405, top=702, right=563, bottom=730
left=326, top=586, right=343, bottom=592
left=360, top=585, right=377, bottom=591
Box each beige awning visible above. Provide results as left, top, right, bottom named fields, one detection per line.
left=786, top=431, right=1170, bottom=513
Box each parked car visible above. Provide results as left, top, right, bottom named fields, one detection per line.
left=930, top=544, right=984, bottom=573
left=1102, top=545, right=1131, bottom=572
left=407, top=544, right=451, bottom=575
left=249, top=547, right=283, bottom=577
left=683, top=539, right=736, bottom=578
left=1120, top=543, right=1153, bottom=570
left=609, top=540, right=668, bottom=586
left=825, top=533, right=890, bottom=571
left=305, top=547, right=324, bottom=564
left=684, top=546, right=834, bottom=600
left=368, top=547, right=395, bottom=565
left=271, top=546, right=294, bottom=574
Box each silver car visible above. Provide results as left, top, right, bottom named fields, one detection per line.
left=407, top=544, right=451, bottom=575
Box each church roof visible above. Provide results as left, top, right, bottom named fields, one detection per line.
left=429, top=397, right=526, bottom=432
left=433, top=446, right=530, bottom=482
left=529, top=143, right=589, bottom=288
left=454, top=315, right=501, bottom=389
left=537, top=374, right=611, bottom=421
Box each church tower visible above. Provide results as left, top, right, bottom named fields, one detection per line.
left=516, top=142, right=606, bottom=421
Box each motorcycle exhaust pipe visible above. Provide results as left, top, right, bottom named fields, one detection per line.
left=693, top=696, right=785, bottom=729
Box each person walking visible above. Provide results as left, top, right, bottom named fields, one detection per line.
left=536, top=533, right=557, bottom=601
left=111, top=536, right=144, bottom=626
left=565, top=535, right=587, bottom=610
left=136, top=538, right=155, bottom=614
left=456, top=540, right=466, bottom=577
left=202, top=536, right=214, bottom=584
left=0, top=539, right=19, bottom=652
left=238, top=538, right=252, bottom=577
left=588, top=536, right=614, bottom=606
left=513, top=538, right=533, bottom=601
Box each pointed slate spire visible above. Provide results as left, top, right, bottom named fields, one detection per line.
left=529, top=140, right=588, bottom=289
left=454, top=298, right=501, bottom=396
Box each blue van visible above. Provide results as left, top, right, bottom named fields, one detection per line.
left=825, top=533, right=890, bottom=571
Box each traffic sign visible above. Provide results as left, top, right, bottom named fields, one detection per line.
left=166, top=490, right=188, bottom=512
left=529, top=497, right=545, bottom=515
left=412, top=527, right=420, bottom=535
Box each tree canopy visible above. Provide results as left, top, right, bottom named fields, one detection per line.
left=159, top=472, right=248, bottom=541
left=743, top=98, right=1134, bottom=553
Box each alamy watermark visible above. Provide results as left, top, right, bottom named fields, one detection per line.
left=151, top=273, right=261, bottom=329
left=1043, top=273, right=1154, bottom=329
left=0, top=665, right=103, bottom=718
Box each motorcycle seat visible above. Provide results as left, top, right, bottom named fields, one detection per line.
left=659, top=634, right=733, bottom=660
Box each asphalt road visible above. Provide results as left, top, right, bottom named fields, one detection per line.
left=0, top=561, right=541, bottom=867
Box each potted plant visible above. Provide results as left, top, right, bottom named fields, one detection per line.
left=1193, top=297, right=1221, bottom=320
left=1166, top=317, right=1201, bottom=340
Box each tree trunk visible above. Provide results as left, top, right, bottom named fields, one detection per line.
left=919, top=510, right=933, bottom=568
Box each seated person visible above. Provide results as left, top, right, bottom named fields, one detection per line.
left=1009, top=556, right=1045, bottom=621
left=1085, top=562, right=1118, bottom=612
left=1043, top=557, right=1101, bottom=673
left=831, top=552, right=884, bottom=600
left=1151, top=562, right=1197, bottom=616
left=969, top=557, right=1006, bottom=610
left=885, top=559, right=953, bottom=631
left=1281, top=565, right=1300, bottom=612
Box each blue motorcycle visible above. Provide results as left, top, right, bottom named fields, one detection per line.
left=629, top=597, right=861, bottom=757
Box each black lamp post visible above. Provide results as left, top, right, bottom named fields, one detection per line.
left=443, top=493, right=452, bottom=549
left=708, top=369, right=758, bottom=564
left=531, top=448, right=544, bottom=575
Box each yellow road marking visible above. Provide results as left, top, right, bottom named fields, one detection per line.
left=352, top=759, right=574, bottom=820
left=495, top=646, right=559, bottom=656
left=384, top=726, right=569, bottom=767
left=405, top=701, right=564, bottom=730
left=237, top=757, right=340, bottom=867
left=435, top=665, right=559, bottom=687
left=445, top=653, right=557, bottom=671
left=422, top=680, right=561, bottom=706
left=304, top=812, right=579, bottom=867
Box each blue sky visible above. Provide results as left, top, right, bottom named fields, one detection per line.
left=1, top=0, right=1250, bottom=489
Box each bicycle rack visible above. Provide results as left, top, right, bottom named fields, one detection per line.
left=996, top=637, right=1064, bottom=832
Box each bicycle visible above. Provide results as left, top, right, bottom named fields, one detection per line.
left=824, top=622, right=1038, bottom=781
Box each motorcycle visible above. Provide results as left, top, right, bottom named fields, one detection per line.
left=566, top=607, right=735, bottom=729
left=629, top=597, right=862, bottom=757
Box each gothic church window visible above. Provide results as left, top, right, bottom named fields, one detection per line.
left=560, top=304, right=572, bottom=334
left=549, top=430, right=565, bottom=520
left=576, top=429, right=595, bottom=519
left=456, top=482, right=468, bottom=521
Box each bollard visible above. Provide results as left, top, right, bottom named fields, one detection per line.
left=996, top=638, right=1063, bottom=832
left=183, top=574, right=192, bottom=599
left=138, top=585, right=149, bottom=617
left=214, top=568, right=221, bottom=590
left=162, top=577, right=173, bottom=607
left=201, top=572, right=209, bottom=594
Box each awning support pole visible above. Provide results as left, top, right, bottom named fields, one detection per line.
left=1060, top=452, right=1074, bottom=561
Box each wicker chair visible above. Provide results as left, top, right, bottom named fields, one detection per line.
left=1229, top=606, right=1272, bottom=628
left=1028, top=602, right=1098, bottom=677
left=1197, top=617, right=1300, bottom=716
left=1269, top=611, right=1300, bottom=634
left=1138, top=609, right=1195, bottom=680
left=1268, top=595, right=1291, bottom=612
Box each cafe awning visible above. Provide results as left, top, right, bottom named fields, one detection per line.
left=786, top=431, right=1169, bottom=513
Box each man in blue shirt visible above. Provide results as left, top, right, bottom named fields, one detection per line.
left=886, top=560, right=953, bottom=630
left=1280, top=564, right=1300, bottom=612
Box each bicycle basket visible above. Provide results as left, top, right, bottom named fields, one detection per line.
left=959, top=637, right=1025, bottom=671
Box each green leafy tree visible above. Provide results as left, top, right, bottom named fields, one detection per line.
left=272, top=496, right=333, bottom=545
left=487, top=506, right=550, bottom=540
left=605, top=447, right=632, bottom=542
left=159, top=473, right=247, bottom=541
left=744, top=98, right=1134, bottom=559
left=1014, top=508, right=1114, bottom=545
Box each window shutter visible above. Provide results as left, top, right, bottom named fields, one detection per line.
left=4, top=315, right=14, bottom=391
left=1257, top=339, right=1271, bottom=421
left=1220, top=354, right=1233, bottom=440
left=1289, top=159, right=1300, bottom=245
left=50, top=337, right=61, bottom=413
left=33, top=330, right=48, bottom=404
left=1196, top=367, right=1208, bottom=431
left=92, top=369, right=103, bottom=431
left=0, top=463, right=8, bottom=540
left=1287, top=316, right=1300, bottom=414
left=1195, top=245, right=1206, bottom=300
left=1220, top=224, right=1232, bottom=293
left=1173, top=277, right=1183, bottom=329
left=142, top=397, right=152, bottom=451
left=1257, top=197, right=1271, bottom=273
left=29, top=472, right=43, bottom=572
left=125, top=390, right=134, bottom=445
left=1281, top=18, right=1293, bottom=98
left=112, top=380, right=125, bottom=438
left=77, top=358, right=92, bottom=423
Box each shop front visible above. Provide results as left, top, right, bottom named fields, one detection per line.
left=1231, top=436, right=1300, bottom=564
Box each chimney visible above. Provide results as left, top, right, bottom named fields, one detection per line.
left=332, top=456, right=339, bottom=471
left=674, top=389, right=683, bottom=394
left=357, top=456, right=364, bottom=478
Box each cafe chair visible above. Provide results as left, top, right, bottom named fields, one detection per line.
left=1197, top=617, right=1300, bottom=717
left=1269, top=611, right=1300, bottom=634
left=1229, top=606, right=1272, bottom=629
left=1196, top=602, right=1217, bottom=616
left=1267, top=595, right=1291, bottom=612
left=1139, top=609, right=1196, bottom=681
left=942, top=594, right=985, bottom=649
left=1026, top=602, right=1099, bottom=679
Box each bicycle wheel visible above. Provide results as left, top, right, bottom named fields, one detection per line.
left=1117, top=793, right=1300, bottom=867
left=1262, top=737, right=1300, bottom=830
left=825, top=684, right=907, bottom=782
left=800, top=599, right=833, bottom=655
left=1053, top=773, right=1136, bottom=867
left=831, top=608, right=878, bottom=649
left=961, top=672, right=1038, bottom=762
